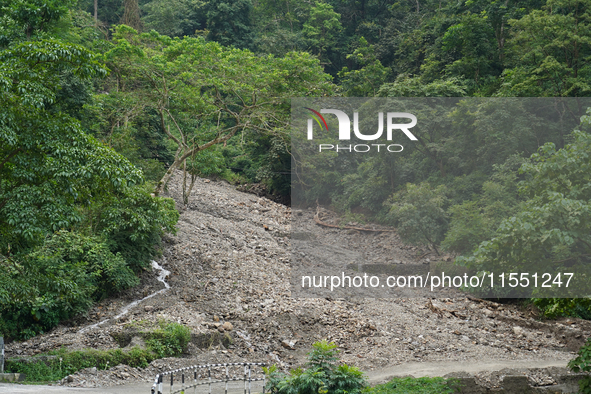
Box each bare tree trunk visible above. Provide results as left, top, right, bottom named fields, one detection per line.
left=94, top=0, right=98, bottom=26
left=121, top=0, right=142, bottom=31
left=154, top=163, right=179, bottom=197
left=154, top=127, right=242, bottom=196
left=183, top=171, right=197, bottom=207
left=153, top=86, right=254, bottom=197
left=182, top=158, right=188, bottom=206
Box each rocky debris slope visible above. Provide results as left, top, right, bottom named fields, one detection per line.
left=5, top=172, right=591, bottom=389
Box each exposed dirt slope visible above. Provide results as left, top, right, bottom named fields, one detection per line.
left=5, top=172, right=591, bottom=390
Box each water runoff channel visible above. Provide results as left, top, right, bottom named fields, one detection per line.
left=78, top=260, right=171, bottom=334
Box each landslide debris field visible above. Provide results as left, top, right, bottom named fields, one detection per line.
left=5, top=172, right=591, bottom=390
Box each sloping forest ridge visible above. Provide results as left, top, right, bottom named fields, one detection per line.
left=4, top=172, right=591, bottom=391
left=2, top=0, right=591, bottom=392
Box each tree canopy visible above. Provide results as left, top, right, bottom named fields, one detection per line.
left=4, top=0, right=591, bottom=338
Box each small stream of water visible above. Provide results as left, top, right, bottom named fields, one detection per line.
left=78, top=260, right=170, bottom=333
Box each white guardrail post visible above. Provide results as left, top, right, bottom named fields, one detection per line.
left=1, top=336, right=4, bottom=373
left=150, top=363, right=266, bottom=394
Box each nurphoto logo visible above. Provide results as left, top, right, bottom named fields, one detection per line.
left=304, top=107, right=418, bottom=152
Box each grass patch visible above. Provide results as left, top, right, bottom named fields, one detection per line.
left=5, top=320, right=191, bottom=382
left=5, top=347, right=154, bottom=383
left=144, top=320, right=191, bottom=358
left=366, top=376, right=456, bottom=394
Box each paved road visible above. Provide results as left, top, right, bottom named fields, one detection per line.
left=0, top=381, right=265, bottom=394
left=365, top=359, right=569, bottom=384
left=0, top=383, right=151, bottom=394
left=0, top=359, right=568, bottom=393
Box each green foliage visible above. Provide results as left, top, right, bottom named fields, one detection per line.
left=77, top=0, right=124, bottom=28
left=82, top=95, right=173, bottom=183
left=89, top=184, right=179, bottom=271
left=187, top=146, right=227, bottom=177
left=0, top=32, right=178, bottom=253
left=446, top=99, right=567, bottom=173
left=205, top=0, right=255, bottom=49
left=302, top=2, right=342, bottom=58
left=442, top=159, right=523, bottom=255
left=251, top=0, right=310, bottom=56
left=5, top=320, right=191, bottom=381
left=441, top=13, right=499, bottom=83
left=568, top=337, right=591, bottom=393
left=144, top=320, right=192, bottom=358
left=501, top=0, right=591, bottom=96
left=264, top=340, right=367, bottom=394
left=365, top=376, right=455, bottom=394
left=100, top=26, right=333, bottom=198
left=0, top=0, right=75, bottom=45
left=0, top=12, right=178, bottom=338
left=339, top=37, right=389, bottom=96
left=378, top=75, right=467, bottom=97
left=387, top=183, right=449, bottom=253
left=0, top=37, right=132, bottom=250
left=142, top=0, right=205, bottom=37
left=0, top=231, right=138, bottom=339
left=306, top=340, right=339, bottom=370
left=441, top=200, right=490, bottom=255
left=533, top=298, right=591, bottom=319
left=458, top=113, right=591, bottom=296
left=5, top=346, right=156, bottom=382
left=330, top=157, right=394, bottom=216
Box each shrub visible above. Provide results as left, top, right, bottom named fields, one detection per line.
left=5, top=347, right=156, bottom=382
left=91, top=184, right=179, bottom=271
left=0, top=231, right=139, bottom=340
left=387, top=182, right=449, bottom=254
left=365, top=376, right=455, bottom=394
left=533, top=298, right=591, bottom=320
left=145, top=320, right=192, bottom=358
left=264, top=340, right=366, bottom=394
left=568, top=337, right=591, bottom=394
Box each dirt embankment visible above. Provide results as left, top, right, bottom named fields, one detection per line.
left=5, top=172, right=591, bottom=390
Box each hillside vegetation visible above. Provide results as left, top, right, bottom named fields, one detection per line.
left=1, top=0, right=591, bottom=340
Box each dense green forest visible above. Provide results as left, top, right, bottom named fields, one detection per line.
left=1, top=0, right=591, bottom=339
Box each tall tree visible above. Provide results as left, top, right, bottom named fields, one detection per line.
left=500, top=0, right=591, bottom=96
left=459, top=116, right=591, bottom=297
left=0, top=0, right=74, bottom=44
left=121, top=0, right=142, bottom=31
left=205, top=0, right=255, bottom=49
left=142, top=0, right=205, bottom=37
left=303, top=2, right=342, bottom=59
left=0, top=38, right=146, bottom=251
left=338, top=37, right=389, bottom=96
left=102, top=27, right=334, bottom=202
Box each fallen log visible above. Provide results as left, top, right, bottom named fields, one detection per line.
left=314, top=206, right=395, bottom=233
